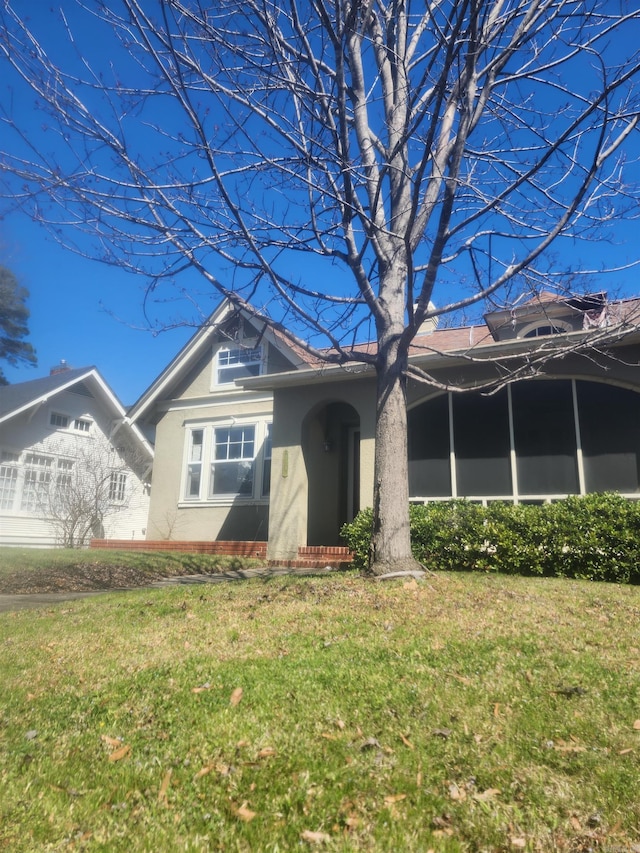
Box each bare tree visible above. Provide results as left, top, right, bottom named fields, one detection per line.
left=1, top=1, right=640, bottom=572
left=41, top=438, right=146, bottom=548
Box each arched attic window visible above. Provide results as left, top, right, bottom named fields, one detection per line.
left=519, top=320, right=572, bottom=339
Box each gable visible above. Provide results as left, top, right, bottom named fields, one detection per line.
left=129, top=298, right=313, bottom=423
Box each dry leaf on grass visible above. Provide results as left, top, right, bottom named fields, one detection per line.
left=633, top=719, right=640, bottom=730
left=384, top=793, right=407, bottom=804
left=230, top=687, right=243, bottom=706
left=101, top=735, right=123, bottom=748
left=473, top=788, right=501, bottom=802
left=448, top=782, right=466, bottom=801
left=301, top=829, right=331, bottom=844
left=257, top=747, right=276, bottom=758
left=192, top=683, right=211, bottom=694
left=108, top=744, right=131, bottom=762
left=158, top=769, right=172, bottom=806
left=400, top=733, right=415, bottom=749
left=233, top=802, right=256, bottom=822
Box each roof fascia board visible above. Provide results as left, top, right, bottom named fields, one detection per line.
left=241, top=327, right=640, bottom=392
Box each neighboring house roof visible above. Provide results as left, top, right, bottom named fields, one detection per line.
left=0, top=366, right=96, bottom=422
left=128, top=296, right=318, bottom=422
left=0, top=366, right=154, bottom=461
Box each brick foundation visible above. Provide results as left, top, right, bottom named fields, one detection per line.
left=89, top=540, right=353, bottom=569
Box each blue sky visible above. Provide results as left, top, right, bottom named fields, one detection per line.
left=1, top=210, right=201, bottom=404
left=1, top=3, right=640, bottom=405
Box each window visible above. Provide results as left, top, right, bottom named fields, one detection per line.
left=55, top=459, right=74, bottom=494
left=262, top=424, right=272, bottom=497
left=216, top=346, right=262, bottom=385
left=74, top=418, right=92, bottom=433
left=210, top=426, right=255, bottom=496
left=50, top=412, right=70, bottom=428
left=185, top=429, right=204, bottom=500
left=519, top=320, right=571, bottom=338
left=21, top=454, right=53, bottom=512
left=0, top=451, right=19, bottom=510
left=109, top=471, right=127, bottom=502
left=182, top=422, right=271, bottom=502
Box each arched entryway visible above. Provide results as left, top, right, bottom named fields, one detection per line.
left=302, top=401, right=360, bottom=545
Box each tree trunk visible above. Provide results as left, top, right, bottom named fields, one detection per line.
left=369, top=336, right=424, bottom=576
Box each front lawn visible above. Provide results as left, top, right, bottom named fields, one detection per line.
left=1, top=571, right=638, bottom=851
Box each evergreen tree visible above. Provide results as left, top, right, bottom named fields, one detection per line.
left=0, top=266, right=37, bottom=385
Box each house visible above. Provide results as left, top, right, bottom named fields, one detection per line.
left=0, top=364, right=153, bottom=547
left=129, top=292, right=640, bottom=564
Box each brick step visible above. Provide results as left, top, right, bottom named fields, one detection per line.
left=268, top=558, right=353, bottom=570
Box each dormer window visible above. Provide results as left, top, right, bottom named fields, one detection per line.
left=216, top=346, right=263, bottom=385
left=519, top=320, right=571, bottom=339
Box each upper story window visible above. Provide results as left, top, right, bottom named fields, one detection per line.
left=50, top=412, right=70, bottom=428
left=519, top=320, right=571, bottom=339
left=74, top=418, right=92, bottom=433
left=215, top=346, right=263, bottom=386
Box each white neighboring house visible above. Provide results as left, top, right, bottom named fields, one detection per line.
left=0, top=364, right=153, bottom=547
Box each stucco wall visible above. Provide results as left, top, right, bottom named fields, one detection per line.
left=145, top=393, right=273, bottom=542
left=267, top=374, right=377, bottom=560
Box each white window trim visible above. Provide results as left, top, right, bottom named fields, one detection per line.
left=180, top=419, right=272, bottom=506
left=211, top=342, right=264, bottom=390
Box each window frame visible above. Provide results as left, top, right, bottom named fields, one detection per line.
left=50, top=412, right=70, bottom=429
left=108, top=471, right=128, bottom=503
left=181, top=420, right=272, bottom=505
left=213, top=344, right=264, bottom=387
left=0, top=450, right=20, bottom=511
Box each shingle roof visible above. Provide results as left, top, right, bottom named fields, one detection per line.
left=0, top=367, right=96, bottom=420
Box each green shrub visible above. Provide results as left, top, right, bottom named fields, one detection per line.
left=341, top=493, right=640, bottom=583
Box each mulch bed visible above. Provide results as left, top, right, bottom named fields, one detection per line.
left=0, top=562, right=184, bottom=595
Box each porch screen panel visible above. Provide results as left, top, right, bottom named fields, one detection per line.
left=512, top=380, right=578, bottom=495
left=408, top=394, right=451, bottom=497
left=453, top=388, right=511, bottom=497
left=577, top=381, right=640, bottom=493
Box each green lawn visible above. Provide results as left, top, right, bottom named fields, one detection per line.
left=1, top=570, right=639, bottom=851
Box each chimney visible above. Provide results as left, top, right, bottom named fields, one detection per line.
left=50, top=359, right=71, bottom=376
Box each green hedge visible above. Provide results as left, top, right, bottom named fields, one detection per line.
left=340, top=493, right=640, bottom=583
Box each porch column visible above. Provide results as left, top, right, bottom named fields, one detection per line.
left=266, top=390, right=308, bottom=562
